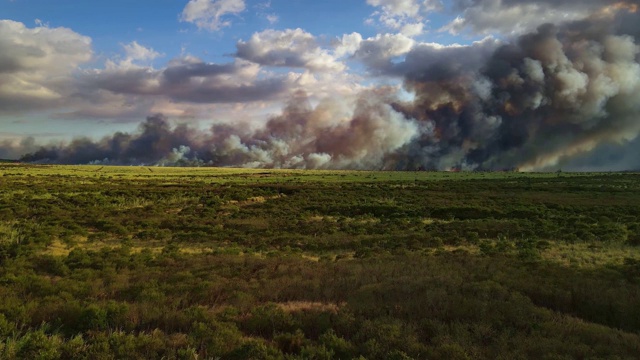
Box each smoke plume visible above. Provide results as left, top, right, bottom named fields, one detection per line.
left=17, top=88, right=419, bottom=169
left=10, top=3, right=640, bottom=171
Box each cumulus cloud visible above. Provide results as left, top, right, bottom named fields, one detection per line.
left=442, top=0, right=637, bottom=36
left=181, top=0, right=246, bottom=31
left=0, top=20, right=363, bottom=123
left=289, top=71, right=365, bottom=101
left=367, top=0, right=443, bottom=36
left=0, top=20, right=92, bottom=113
left=80, top=57, right=291, bottom=105
left=97, top=41, right=164, bottom=76
left=368, top=0, right=424, bottom=18
left=121, top=41, right=162, bottom=65
left=353, top=33, right=416, bottom=74
left=236, top=28, right=345, bottom=72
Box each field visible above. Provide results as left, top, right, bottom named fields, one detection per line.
left=1, top=164, right=640, bottom=359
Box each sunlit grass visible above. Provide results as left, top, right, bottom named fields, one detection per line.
left=0, top=222, right=25, bottom=245
left=2, top=163, right=624, bottom=184
left=6, top=163, right=640, bottom=269
left=542, top=242, right=640, bottom=268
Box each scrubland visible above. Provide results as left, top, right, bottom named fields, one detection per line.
left=1, top=164, right=640, bottom=359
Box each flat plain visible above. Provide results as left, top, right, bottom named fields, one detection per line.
left=1, top=164, right=640, bottom=359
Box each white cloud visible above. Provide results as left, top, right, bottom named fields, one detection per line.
left=334, top=32, right=364, bottom=58
left=353, top=33, right=415, bottom=73
left=109, top=41, right=163, bottom=69
left=441, top=0, right=596, bottom=36
left=181, top=0, right=246, bottom=31
left=254, top=0, right=279, bottom=24
left=366, top=0, right=443, bottom=37
left=266, top=14, right=279, bottom=24
left=0, top=20, right=299, bottom=121
left=400, top=22, right=424, bottom=37
left=288, top=70, right=365, bottom=101
left=236, top=28, right=346, bottom=72
left=367, top=0, right=424, bottom=18
left=124, top=41, right=161, bottom=62
left=0, top=20, right=92, bottom=113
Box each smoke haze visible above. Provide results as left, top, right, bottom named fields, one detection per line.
left=4, top=2, right=640, bottom=171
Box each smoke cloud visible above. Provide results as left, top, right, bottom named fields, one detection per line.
left=17, top=89, right=419, bottom=169
left=8, top=3, right=640, bottom=171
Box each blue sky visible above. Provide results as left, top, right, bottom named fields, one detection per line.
left=1, top=0, right=639, bottom=170
left=1, top=0, right=463, bottom=67
left=0, top=0, right=476, bottom=139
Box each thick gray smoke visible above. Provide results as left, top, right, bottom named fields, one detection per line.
left=17, top=89, right=419, bottom=169
left=393, top=2, right=640, bottom=170
left=10, top=3, right=640, bottom=170
left=0, top=137, right=39, bottom=160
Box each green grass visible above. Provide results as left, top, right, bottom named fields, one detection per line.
left=2, top=163, right=610, bottom=183
left=1, top=164, right=640, bottom=359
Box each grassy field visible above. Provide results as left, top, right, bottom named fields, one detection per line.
left=0, top=163, right=594, bottom=181
left=1, top=164, right=640, bottom=359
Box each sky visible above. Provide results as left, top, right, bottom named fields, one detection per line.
left=0, top=0, right=466, bottom=138
left=1, top=0, right=640, bottom=170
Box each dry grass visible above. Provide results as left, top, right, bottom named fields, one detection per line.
left=276, top=301, right=344, bottom=314
left=0, top=221, right=30, bottom=246
left=41, top=237, right=218, bottom=256
left=301, top=255, right=321, bottom=262
left=110, top=196, right=153, bottom=209
left=46, top=239, right=73, bottom=256
left=542, top=242, right=640, bottom=268
left=228, top=194, right=284, bottom=207
left=44, top=236, right=110, bottom=256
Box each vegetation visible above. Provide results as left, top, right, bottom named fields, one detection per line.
left=1, top=164, right=640, bottom=359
